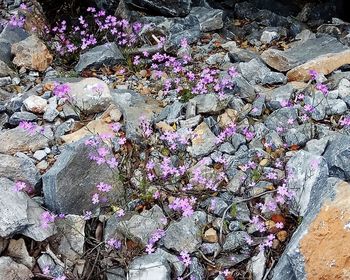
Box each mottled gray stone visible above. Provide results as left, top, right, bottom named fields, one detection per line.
left=265, top=84, right=293, bottom=110
left=325, top=98, right=347, bottom=115
left=283, top=123, right=314, bottom=147
left=190, top=7, right=223, bottom=32
left=265, top=108, right=298, bottom=131
left=8, top=111, right=38, bottom=126
left=193, top=94, right=229, bottom=114
left=190, top=257, right=206, bottom=280
left=223, top=231, right=250, bottom=252
left=0, top=256, right=33, bottom=280
left=232, top=75, right=257, bottom=101
left=116, top=205, right=165, bottom=246
left=249, top=95, right=265, bottom=117
left=238, top=58, right=286, bottom=85
left=286, top=150, right=328, bottom=216
left=164, top=211, right=206, bottom=253
left=187, top=122, right=217, bottom=157
left=0, top=24, right=28, bottom=64
left=75, top=42, right=124, bottom=72
left=43, top=138, right=117, bottom=214
left=128, top=0, right=191, bottom=17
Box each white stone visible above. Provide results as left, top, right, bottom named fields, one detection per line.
left=23, top=95, right=47, bottom=113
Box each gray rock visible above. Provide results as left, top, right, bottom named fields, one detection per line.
left=283, top=123, right=314, bottom=147
left=37, top=254, right=64, bottom=278
left=7, top=238, right=35, bottom=269
left=74, top=42, right=124, bottom=73
left=0, top=76, right=11, bottom=86
left=57, top=215, right=85, bottom=262
left=265, top=107, right=298, bottom=131
left=8, top=111, right=38, bottom=126
left=286, top=150, right=328, bottom=215
left=222, top=231, right=249, bottom=252
left=304, top=92, right=326, bottom=121
left=0, top=113, right=8, bottom=127
left=106, top=267, right=126, bottom=280
left=164, top=211, right=206, bottom=253
left=190, top=257, right=206, bottom=280
left=0, top=155, right=40, bottom=187
left=238, top=58, right=286, bottom=86
left=305, top=137, right=330, bottom=155
left=249, top=95, right=265, bottom=117
left=128, top=253, right=171, bottom=280
left=227, top=170, right=246, bottom=193
left=0, top=59, right=16, bottom=77
left=261, top=35, right=348, bottom=72
left=260, top=30, right=279, bottom=44
left=206, top=197, right=228, bottom=216
left=128, top=0, right=191, bottom=17
left=323, top=134, right=350, bottom=180
left=153, top=248, right=185, bottom=277
left=111, top=89, right=162, bottom=142
left=248, top=251, right=266, bottom=280
left=337, top=78, right=350, bottom=106
left=43, top=97, right=59, bottom=122
left=187, top=122, right=217, bottom=157
left=0, top=24, right=28, bottom=64
left=265, top=84, right=294, bottom=110
left=116, top=205, right=165, bottom=246
left=265, top=130, right=284, bottom=149
left=33, top=150, right=47, bottom=161
left=43, top=138, right=118, bottom=214
left=325, top=98, right=347, bottom=115
left=0, top=126, right=52, bottom=154
left=219, top=142, right=235, bottom=154
left=193, top=94, right=229, bottom=114
left=0, top=256, right=33, bottom=280
left=271, top=178, right=347, bottom=280
left=232, top=75, right=257, bottom=101
left=155, top=101, right=184, bottom=123
left=200, top=243, right=221, bottom=255
left=190, top=7, right=223, bottom=32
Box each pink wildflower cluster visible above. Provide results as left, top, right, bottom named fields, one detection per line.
left=145, top=228, right=165, bottom=254
left=40, top=211, right=56, bottom=228
left=47, top=7, right=141, bottom=56
left=190, top=167, right=225, bottom=191
left=91, top=182, right=112, bottom=204
left=106, top=238, right=122, bottom=250
left=160, top=129, right=192, bottom=150
left=13, top=181, right=26, bottom=192
left=53, top=83, right=71, bottom=100
left=179, top=250, right=192, bottom=266
left=9, top=15, right=25, bottom=27
left=19, top=121, right=44, bottom=135
left=139, top=116, right=153, bottom=138
left=339, top=116, right=350, bottom=127
left=159, top=157, right=187, bottom=179
left=85, top=136, right=119, bottom=169
left=216, top=123, right=236, bottom=144
left=169, top=197, right=196, bottom=217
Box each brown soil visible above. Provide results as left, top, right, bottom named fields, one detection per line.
left=300, top=181, right=350, bottom=280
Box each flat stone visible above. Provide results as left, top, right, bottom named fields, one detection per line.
left=11, top=35, right=53, bottom=72
left=0, top=126, right=52, bottom=154
left=238, top=58, right=286, bottom=85
left=66, top=78, right=112, bottom=114
left=222, top=231, right=250, bottom=252
left=248, top=251, right=266, bottom=280
left=0, top=24, right=28, bottom=64
left=0, top=155, right=40, bottom=187
left=8, top=111, right=38, bottom=126
left=187, top=122, right=217, bottom=157
left=164, top=211, right=206, bottom=253
left=23, top=95, right=47, bottom=113
left=193, top=94, right=229, bottom=114
left=111, top=89, right=162, bottom=142
left=7, top=238, right=35, bottom=269
left=265, top=107, right=298, bottom=131
left=261, top=35, right=348, bottom=72
left=43, top=138, right=117, bottom=214
left=272, top=179, right=350, bottom=280
left=265, top=84, right=294, bottom=110
left=286, top=150, right=328, bottom=216
left=128, top=253, right=171, bottom=280
left=74, top=42, right=124, bottom=73
left=128, top=0, right=191, bottom=17
left=116, top=205, right=165, bottom=246
left=0, top=256, right=33, bottom=280
left=283, top=123, right=314, bottom=147
left=287, top=50, right=350, bottom=82
left=190, top=7, right=223, bottom=32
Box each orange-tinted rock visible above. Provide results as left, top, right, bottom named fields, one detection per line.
left=11, top=35, right=53, bottom=72
left=300, top=181, right=350, bottom=280
left=287, top=50, right=350, bottom=82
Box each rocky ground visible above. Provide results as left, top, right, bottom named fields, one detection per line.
left=0, top=0, right=350, bottom=279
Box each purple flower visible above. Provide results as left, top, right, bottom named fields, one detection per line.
left=13, top=181, right=26, bottom=192
left=309, top=69, right=318, bottom=80
left=107, top=238, right=122, bottom=250
left=179, top=251, right=191, bottom=266
left=316, top=83, right=328, bottom=96
left=41, top=211, right=56, bottom=229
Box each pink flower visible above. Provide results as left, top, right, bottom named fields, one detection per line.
left=92, top=193, right=100, bottom=204
left=145, top=244, right=155, bottom=254
left=83, top=211, right=92, bottom=220
left=116, top=209, right=125, bottom=217
left=276, top=222, right=284, bottom=229
left=13, top=181, right=26, bottom=192
left=107, top=238, right=122, bottom=250
left=179, top=251, right=191, bottom=266
left=41, top=211, right=56, bottom=228
left=96, top=182, right=112, bottom=192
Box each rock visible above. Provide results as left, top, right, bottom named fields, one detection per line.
left=155, top=101, right=184, bottom=123
left=260, top=30, right=279, bottom=44
left=7, top=238, right=35, bottom=269
left=283, top=123, right=314, bottom=147
left=66, top=78, right=112, bottom=115
left=153, top=248, right=186, bottom=277
left=0, top=155, right=40, bottom=186
left=232, top=75, right=257, bottom=101
left=128, top=0, right=191, bottom=17
left=0, top=24, right=29, bottom=64
left=106, top=267, right=126, bottom=280
left=0, top=76, right=11, bottom=86
left=261, top=35, right=348, bottom=72
left=60, top=119, right=114, bottom=144
left=23, top=95, right=47, bottom=113
left=33, top=150, right=47, bottom=161
left=187, top=122, right=217, bottom=157
left=265, top=84, right=294, bottom=110
left=238, top=58, right=286, bottom=85
left=190, top=7, right=223, bottom=32
left=128, top=253, right=171, bottom=280
left=116, top=205, right=165, bottom=246
left=272, top=179, right=350, bottom=280
left=223, top=231, right=249, bottom=252
left=248, top=251, right=266, bottom=280
left=11, top=35, right=53, bottom=72
left=265, top=107, right=298, bottom=131
left=193, top=94, right=229, bottom=114
left=0, top=126, right=52, bottom=154
left=190, top=257, right=206, bottom=280
left=165, top=15, right=201, bottom=51
left=57, top=215, right=85, bottom=263
left=8, top=111, right=38, bottom=126
left=43, top=138, right=117, bottom=214
left=203, top=228, right=218, bottom=243
left=43, top=97, right=59, bottom=122
left=305, top=137, right=330, bottom=155
left=0, top=256, right=33, bottom=280
left=164, top=211, right=206, bottom=253
left=111, top=89, right=162, bottom=142
left=323, top=134, right=350, bottom=180
left=287, top=49, right=350, bottom=82
left=325, top=98, right=347, bottom=115
left=0, top=59, right=16, bottom=77
left=286, top=151, right=328, bottom=216
left=74, top=42, right=124, bottom=73
left=37, top=254, right=64, bottom=278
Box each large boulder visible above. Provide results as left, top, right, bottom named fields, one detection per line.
left=126, top=0, right=191, bottom=17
